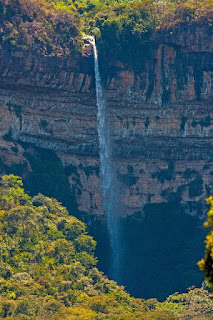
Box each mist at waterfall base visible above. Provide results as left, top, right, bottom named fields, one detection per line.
left=88, top=36, right=124, bottom=283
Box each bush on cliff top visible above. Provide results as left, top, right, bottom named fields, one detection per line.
left=0, top=0, right=81, bottom=55
left=53, top=0, right=213, bottom=65
left=88, top=0, right=213, bottom=68
left=0, top=0, right=212, bottom=59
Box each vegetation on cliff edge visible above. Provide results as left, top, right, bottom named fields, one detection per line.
left=0, top=0, right=212, bottom=65
left=0, top=0, right=81, bottom=55
left=199, top=196, right=213, bottom=290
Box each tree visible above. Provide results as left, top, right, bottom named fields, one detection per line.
left=0, top=174, right=31, bottom=209
left=198, top=196, right=213, bottom=288
left=1, top=174, right=23, bottom=188
left=74, top=234, right=96, bottom=254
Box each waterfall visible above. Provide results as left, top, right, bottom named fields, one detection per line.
left=84, top=36, right=122, bottom=282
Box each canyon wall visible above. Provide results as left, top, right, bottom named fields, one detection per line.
left=0, top=24, right=212, bottom=218
left=0, top=24, right=212, bottom=299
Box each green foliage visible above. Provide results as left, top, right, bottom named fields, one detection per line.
left=0, top=174, right=182, bottom=319
left=1, top=0, right=212, bottom=69
left=1, top=174, right=23, bottom=189
left=160, top=288, right=213, bottom=319
left=0, top=174, right=211, bottom=319
left=87, top=0, right=155, bottom=69
left=82, top=0, right=212, bottom=69
left=155, top=0, right=213, bottom=29
left=74, top=234, right=96, bottom=254
left=198, top=196, right=213, bottom=289
left=0, top=0, right=81, bottom=55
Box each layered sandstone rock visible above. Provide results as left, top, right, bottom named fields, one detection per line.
left=0, top=24, right=212, bottom=218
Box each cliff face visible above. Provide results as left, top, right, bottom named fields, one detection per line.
left=105, top=25, right=213, bottom=216
left=0, top=25, right=212, bottom=217
left=0, top=24, right=212, bottom=299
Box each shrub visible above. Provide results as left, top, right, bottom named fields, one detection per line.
left=15, top=299, right=37, bottom=316
left=12, top=273, right=32, bottom=284
left=74, top=234, right=96, bottom=254
left=0, top=0, right=81, bottom=55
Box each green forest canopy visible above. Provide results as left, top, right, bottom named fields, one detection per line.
left=0, top=174, right=213, bottom=319
left=199, top=196, right=213, bottom=290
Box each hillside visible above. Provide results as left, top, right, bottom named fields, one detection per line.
left=0, top=174, right=174, bottom=319
left=0, top=174, right=213, bottom=319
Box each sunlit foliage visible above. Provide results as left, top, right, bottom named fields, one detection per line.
left=0, top=174, right=181, bottom=319
left=0, top=175, right=212, bottom=318
left=49, top=0, right=213, bottom=66
left=0, top=0, right=81, bottom=54
left=198, top=196, right=213, bottom=289
left=0, top=0, right=212, bottom=60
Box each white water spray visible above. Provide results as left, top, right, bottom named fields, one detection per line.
left=84, top=36, right=122, bottom=281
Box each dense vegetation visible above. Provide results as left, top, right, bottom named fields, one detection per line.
left=0, top=174, right=212, bottom=319
left=79, top=0, right=213, bottom=67
left=0, top=0, right=81, bottom=55
left=199, top=197, right=213, bottom=290
left=0, top=0, right=212, bottom=65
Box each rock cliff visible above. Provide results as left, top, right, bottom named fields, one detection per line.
left=0, top=24, right=212, bottom=217
left=0, top=23, right=212, bottom=299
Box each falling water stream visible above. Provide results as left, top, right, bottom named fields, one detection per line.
left=84, top=36, right=122, bottom=282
